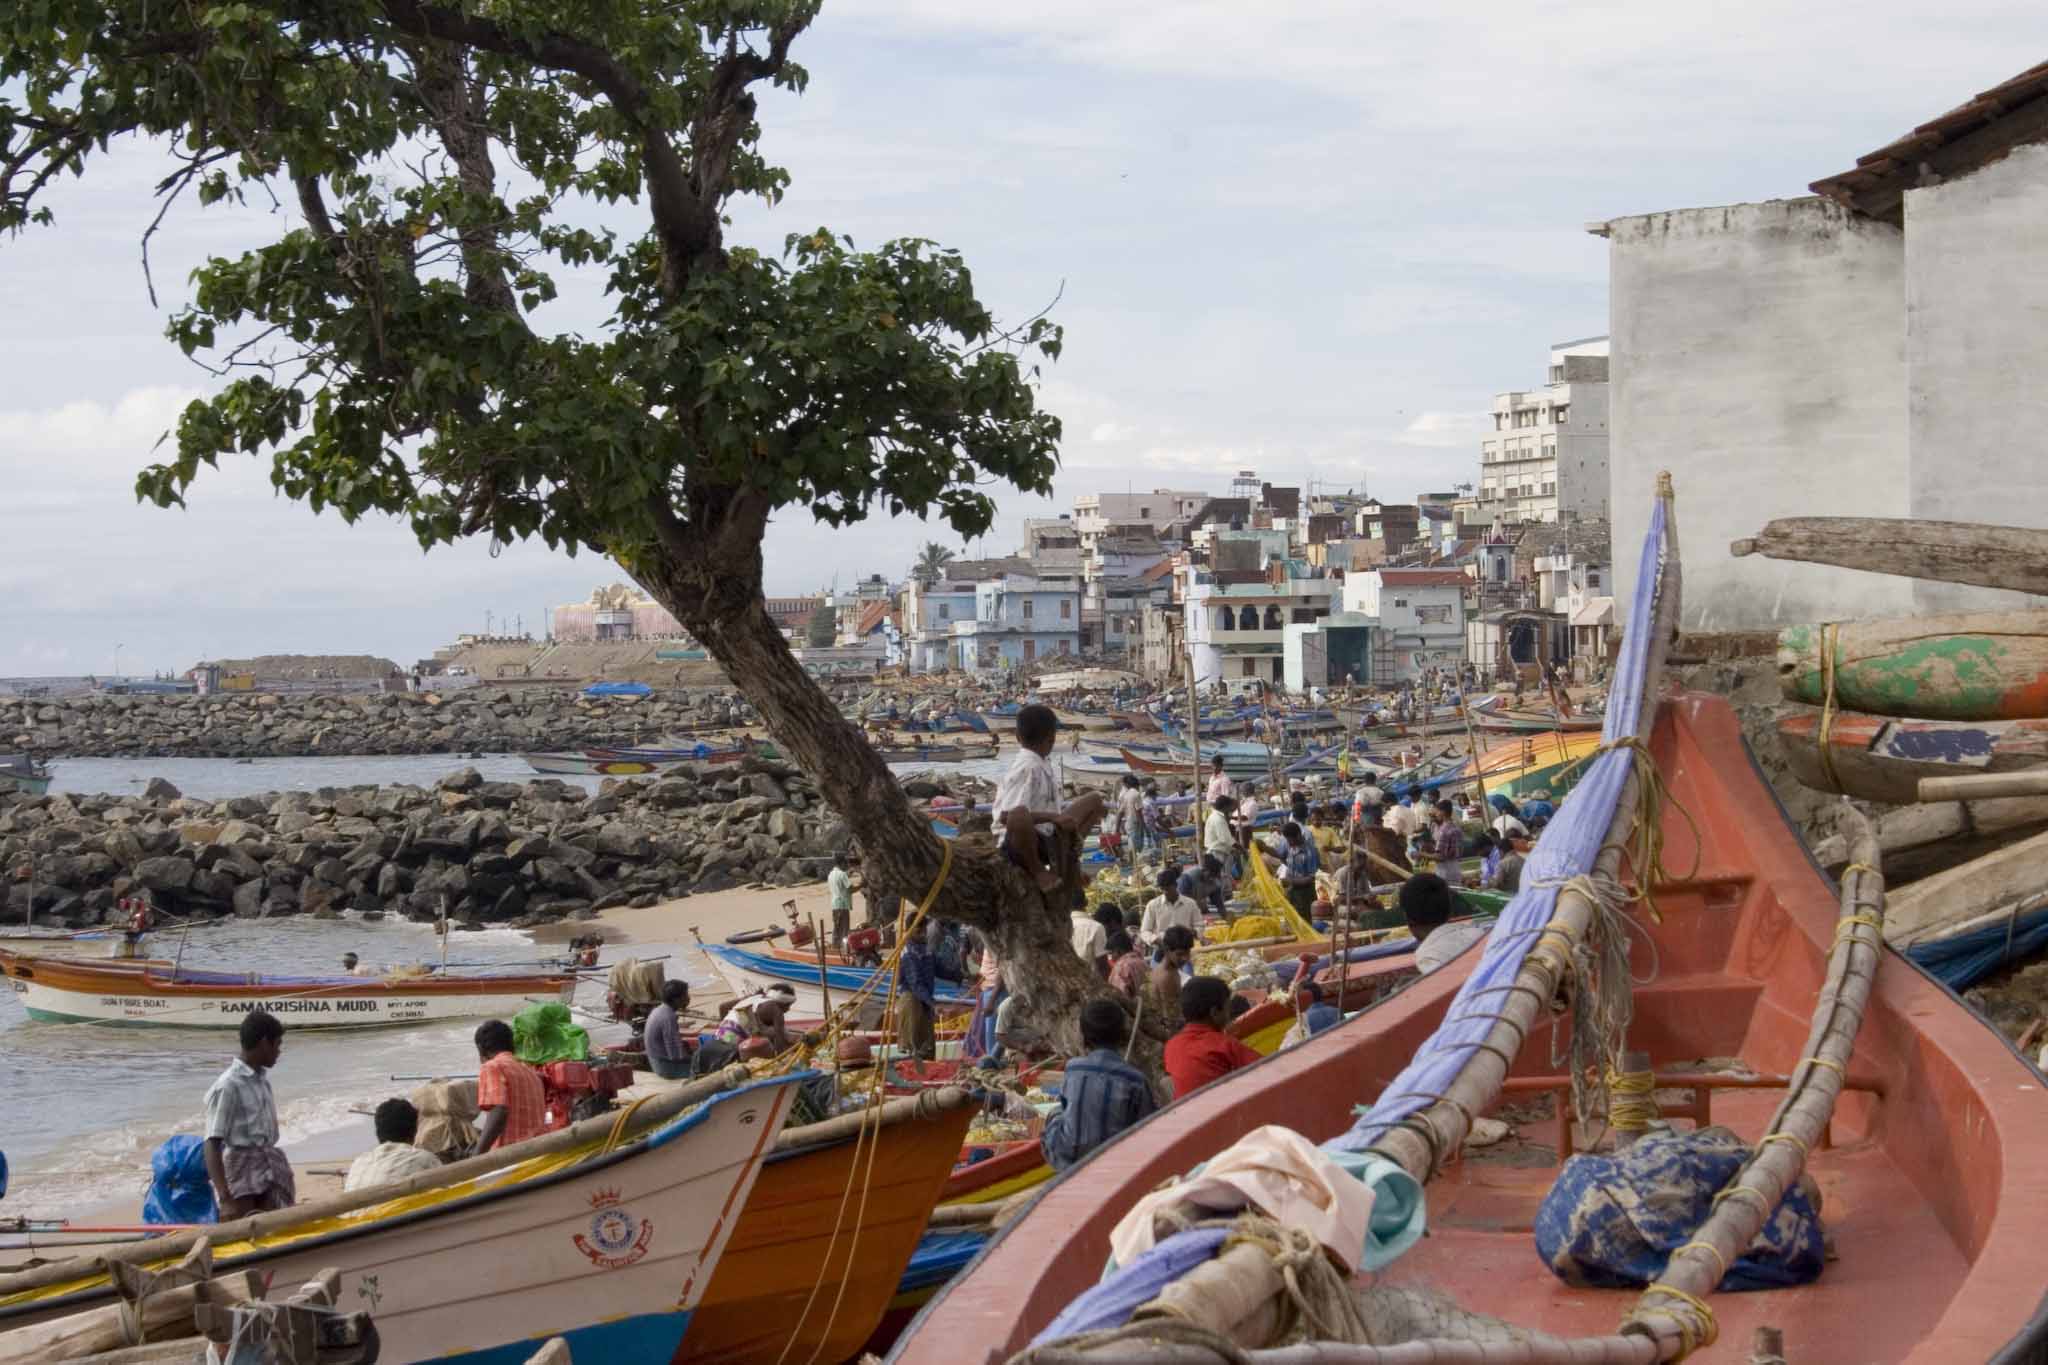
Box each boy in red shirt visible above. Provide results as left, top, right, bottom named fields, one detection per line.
left=1163, top=975, right=1261, bottom=1099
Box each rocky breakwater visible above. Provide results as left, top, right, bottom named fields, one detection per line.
left=3, top=687, right=753, bottom=759
left=0, top=759, right=849, bottom=931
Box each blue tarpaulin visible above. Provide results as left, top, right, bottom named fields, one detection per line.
left=899, top=1229, right=991, bottom=1294
left=1534, top=1128, right=1824, bottom=1291
left=583, top=681, right=652, bottom=697
left=143, top=1136, right=217, bottom=1226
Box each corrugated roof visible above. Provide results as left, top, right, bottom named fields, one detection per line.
left=1811, top=59, right=2048, bottom=224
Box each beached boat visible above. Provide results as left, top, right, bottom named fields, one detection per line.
left=0, top=753, right=52, bottom=796
left=0, top=951, right=576, bottom=1028
left=525, top=742, right=754, bottom=776
left=1472, top=707, right=1604, bottom=735
left=678, top=1086, right=979, bottom=1365
left=700, top=943, right=975, bottom=1027
left=0, top=930, right=129, bottom=960
left=1458, top=728, right=1601, bottom=799
left=873, top=742, right=990, bottom=763
left=0, top=1071, right=807, bottom=1364
left=1777, top=710, right=2048, bottom=803
left=886, top=689, right=2048, bottom=1364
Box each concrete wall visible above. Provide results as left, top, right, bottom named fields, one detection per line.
left=1903, top=142, right=2048, bottom=614
left=1605, top=197, right=1912, bottom=630
left=1558, top=379, right=1610, bottom=524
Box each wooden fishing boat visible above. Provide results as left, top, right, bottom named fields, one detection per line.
left=1457, top=728, right=1601, bottom=799
left=0, top=1071, right=807, bottom=1364
left=676, top=1087, right=978, bottom=1365
left=700, top=943, right=974, bottom=1027
left=0, top=753, right=52, bottom=796
left=1779, top=609, right=2048, bottom=721
left=0, top=931, right=130, bottom=960
left=525, top=743, right=754, bottom=775
left=1777, top=710, right=2048, bottom=803
left=886, top=692, right=2048, bottom=1364
left=873, top=742, right=987, bottom=763
left=1473, top=707, right=1604, bottom=735
left=0, top=951, right=576, bottom=1028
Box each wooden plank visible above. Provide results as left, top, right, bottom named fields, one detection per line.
left=1884, top=826, right=2048, bottom=947
left=1808, top=796, right=2048, bottom=877
left=1778, top=610, right=2048, bottom=720
left=1732, top=517, right=2048, bottom=596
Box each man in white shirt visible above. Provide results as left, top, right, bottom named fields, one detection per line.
left=993, top=704, right=1103, bottom=892
left=1115, top=776, right=1147, bottom=859
left=1400, top=872, right=1488, bottom=974
left=1069, top=906, right=1108, bottom=966
left=1352, top=771, right=1386, bottom=812
left=345, top=1098, right=444, bottom=1191
left=1205, top=755, right=1234, bottom=803
left=1140, top=868, right=1203, bottom=947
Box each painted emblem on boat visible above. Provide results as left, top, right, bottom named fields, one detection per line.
left=575, top=1189, right=654, bottom=1269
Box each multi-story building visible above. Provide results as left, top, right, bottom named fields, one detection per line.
left=950, top=574, right=1082, bottom=674
left=1073, top=490, right=1211, bottom=551
left=901, top=580, right=978, bottom=673
left=1479, top=337, right=1611, bottom=525
left=1184, top=567, right=1339, bottom=688
left=1342, top=567, right=1470, bottom=681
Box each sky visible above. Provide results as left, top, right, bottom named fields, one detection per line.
left=2, top=2, right=2042, bottom=676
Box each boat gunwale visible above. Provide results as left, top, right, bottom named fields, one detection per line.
left=0, top=950, right=575, bottom=999
left=0, top=1072, right=806, bottom=1324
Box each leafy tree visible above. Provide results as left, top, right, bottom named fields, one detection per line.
left=805, top=603, right=837, bottom=649
left=912, top=541, right=956, bottom=586
left=2, top=0, right=1164, bottom=1071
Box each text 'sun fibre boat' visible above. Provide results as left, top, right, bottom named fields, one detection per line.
left=0, top=1073, right=805, bottom=1364
left=887, top=694, right=2048, bottom=1364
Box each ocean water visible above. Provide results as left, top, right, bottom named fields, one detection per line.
left=0, top=913, right=716, bottom=1221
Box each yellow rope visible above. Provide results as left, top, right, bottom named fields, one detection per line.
left=599, top=1093, right=657, bottom=1155
left=1798, top=1055, right=1846, bottom=1077
left=1626, top=1280, right=1719, bottom=1358
left=1832, top=913, right=1883, bottom=947
left=1606, top=1063, right=1658, bottom=1136
left=1710, top=1182, right=1771, bottom=1214
left=1585, top=734, right=1702, bottom=924
left=1816, top=622, right=1844, bottom=793
left=1843, top=862, right=1880, bottom=881
left=1669, top=1239, right=1728, bottom=1283
left=773, top=839, right=956, bottom=1365
left=1759, top=1132, right=1810, bottom=1156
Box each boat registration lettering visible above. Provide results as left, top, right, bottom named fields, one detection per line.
left=574, top=1196, right=654, bottom=1270
left=96, top=995, right=172, bottom=1010
left=221, top=998, right=385, bottom=1015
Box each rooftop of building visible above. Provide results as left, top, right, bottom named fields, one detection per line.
left=1811, top=57, right=2048, bottom=225
left=1372, top=568, right=1471, bottom=587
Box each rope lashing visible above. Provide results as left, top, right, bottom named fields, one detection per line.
left=1624, top=1279, right=1719, bottom=1359
left=1816, top=621, right=1844, bottom=794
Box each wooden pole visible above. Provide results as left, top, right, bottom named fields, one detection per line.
left=812, top=914, right=832, bottom=1022
left=0, top=1272, right=261, bottom=1364
left=1185, top=647, right=1205, bottom=855
left=1732, top=515, right=2048, bottom=597
left=1916, top=769, right=2048, bottom=803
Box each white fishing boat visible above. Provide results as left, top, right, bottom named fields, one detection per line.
left=0, top=950, right=576, bottom=1028
left=0, top=1071, right=807, bottom=1364
left=0, top=931, right=130, bottom=960
left=0, top=754, right=52, bottom=797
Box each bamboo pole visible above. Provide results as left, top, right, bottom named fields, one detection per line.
left=812, top=914, right=832, bottom=1021
left=0, top=1065, right=755, bottom=1298
left=0, top=1272, right=261, bottom=1364
left=1186, top=648, right=1205, bottom=857
left=1916, top=769, right=2048, bottom=802
left=773, top=1085, right=973, bottom=1151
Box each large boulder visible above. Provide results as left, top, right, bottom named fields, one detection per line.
left=142, top=777, right=182, bottom=801
left=437, top=766, right=483, bottom=793
left=134, top=855, right=196, bottom=893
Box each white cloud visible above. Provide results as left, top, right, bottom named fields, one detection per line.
left=1395, top=411, right=1492, bottom=449
left=1089, top=421, right=1139, bottom=443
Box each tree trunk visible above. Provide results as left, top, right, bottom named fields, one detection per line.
left=635, top=495, right=1174, bottom=1077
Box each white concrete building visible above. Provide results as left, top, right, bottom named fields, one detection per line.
left=1073, top=490, right=1211, bottom=550
left=1342, top=568, right=1470, bottom=681
left=1184, top=573, right=1339, bottom=687
left=1593, top=63, right=2048, bottom=631
left=1479, top=338, right=1610, bottom=526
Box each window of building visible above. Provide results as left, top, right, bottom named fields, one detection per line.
left=937, top=604, right=949, bottom=620
left=1262, top=606, right=1282, bottom=630
left=1238, top=606, right=1258, bottom=630
left=1217, top=607, right=1235, bottom=631
left=1554, top=405, right=1569, bottom=425
left=1543, top=482, right=1556, bottom=495
left=1057, top=639, right=1070, bottom=655
left=1588, top=571, right=1602, bottom=588
left=1392, top=598, right=1408, bottom=607
left=1023, top=639, right=1035, bottom=661
left=1022, top=600, right=1033, bottom=621
left=1060, top=598, right=1072, bottom=620
left=1290, top=608, right=1315, bottom=623
left=1416, top=605, right=1451, bottom=625
left=1140, top=507, right=1151, bottom=519
left=1549, top=364, right=1564, bottom=383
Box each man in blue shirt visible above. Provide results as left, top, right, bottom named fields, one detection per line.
left=1039, top=998, right=1158, bottom=1171
left=897, top=920, right=941, bottom=1060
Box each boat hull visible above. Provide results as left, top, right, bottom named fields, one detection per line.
left=0, top=952, right=576, bottom=1029
left=0, top=932, right=128, bottom=960
left=677, top=1098, right=977, bottom=1365
left=701, top=944, right=972, bottom=1028
left=1778, top=710, right=2048, bottom=803
left=886, top=694, right=2048, bottom=1364
left=1, top=1077, right=802, bottom=1364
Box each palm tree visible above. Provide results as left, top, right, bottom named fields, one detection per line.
left=912, top=541, right=956, bottom=586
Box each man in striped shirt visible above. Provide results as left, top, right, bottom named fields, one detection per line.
left=472, top=1019, right=547, bottom=1154
left=1039, top=999, right=1157, bottom=1171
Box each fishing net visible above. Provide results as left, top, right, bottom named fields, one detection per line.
left=1241, top=843, right=1321, bottom=942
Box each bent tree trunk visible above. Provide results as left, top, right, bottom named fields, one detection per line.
left=636, top=493, right=1175, bottom=1082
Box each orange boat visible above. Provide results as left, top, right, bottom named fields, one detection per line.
left=887, top=693, right=2048, bottom=1363
left=677, top=1086, right=976, bottom=1365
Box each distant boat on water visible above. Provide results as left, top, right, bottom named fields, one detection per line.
left=0, top=753, right=52, bottom=796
